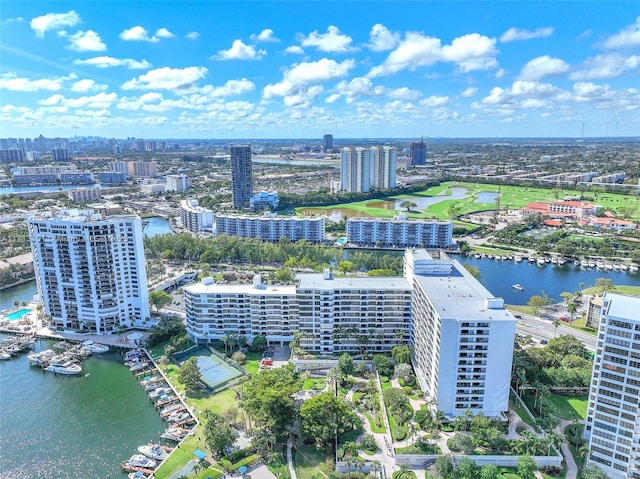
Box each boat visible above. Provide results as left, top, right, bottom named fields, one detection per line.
left=138, top=444, right=169, bottom=461
left=45, top=358, right=83, bottom=375
left=130, top=362, right=149, bottom=372
left=145, top=382, right=163, bottom=392
left=558, top=257, right=566, bottom=265
left=512, top=284, right=524, bottom=291
left=0, top=351, right=11, bottom=360
left=126, top=454, right=157, bottom=469
left=82, top=340, right=110, bottom=353
left=551, top=256, right=558, bottom=264
left=161, top=427, right=189, bottom=442
left=28, top=349, right=56, bottom=366
left=167, top=411, right=191, bottom=424
left=125, top=350, right=143, bottom=361
left=128, top=472, right=149, bottom=479
left=536, top=257, right=546, bottom=266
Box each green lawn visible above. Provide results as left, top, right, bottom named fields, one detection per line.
left=296, top=181, right=640, bottom=222
left=547, top=395, right=588, bottom=421
left=292, top=444, right=331, bottom=479
left=583, top=285, right=640, bottom=296
left=363, top=411, right=387, bottom=434
left=509, top=398, right=541, bottom=433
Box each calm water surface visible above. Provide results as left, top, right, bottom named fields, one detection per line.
left=143, top=217, right=174, bottom=237
left=0, top=339, right=165, bottom=479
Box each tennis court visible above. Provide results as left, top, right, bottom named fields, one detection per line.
left=195, top=353, right=243, bottom=389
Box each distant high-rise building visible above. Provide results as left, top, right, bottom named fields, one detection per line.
left=28, top=210, right=150, bottom=334
left=410, top=138, right=427, bottom=166
left=323, top=134, right=334, bottom=152
left=231, top=145, right=253, bottom=209
left=51, top=148, right=70, bottom=162
left=128, top=161, right=157, bottom=178
left=165, top=174, right=191, bottom=192
left=341, top=147, right=372, bottom=193
left=371, top=146, right=396, bottom=190
left=584, top=292, right=640, bottom=479
left=109, top=161, right=129, bottom=179
left=0, top=149, right=24, bottom=163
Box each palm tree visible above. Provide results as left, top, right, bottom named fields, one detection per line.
left=369, top=461, right=380, bottom=479
left=553, top=320, right=561, bottom=337
left=567, top=302, right=578, bottom=322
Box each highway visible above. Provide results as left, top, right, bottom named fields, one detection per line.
left=514, top=312, right=597, bottom=352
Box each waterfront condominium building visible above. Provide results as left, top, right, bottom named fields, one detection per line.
left=346, top=216, right=453, bottom=248
left=180, top=199, right=214, bottom=233
left=405, top=249, right=517, bottom=419
left=185, top=275, right=298, bottom=346
left=341, top=147, right=372, bottom=193
left=128, top=161, right=158, bottom=178
left=584, top=293, right=640, bottom=479
left=231, top=145, right=253, bottom=209
left=28, top=210, right=150, bottom=334
left=371, top=146, right=396, bottom=190
left=51, top=147, right=70, bottom=161
left=184, top=248, right=516, bottom=419
left=410, top=139, right=427, bottom=166
left=213, top=212, right=325, bottom=243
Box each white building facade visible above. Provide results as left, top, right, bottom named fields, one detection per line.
left=341, top=147, right=372, bottom=193
left=180, top=199, right=213, bottom=233
left=28, top=210, right=150, bottom=334
left=347, top=216, right=453, bottom=248
left=166, top=174, right=191, bottom=192
left=584, top=293, right=640, bottom=479
left=371, top=146, right=396, bottom=190
left=214, top=213, right=325, bottom=242
left=406, top=249, right=516, bottom=419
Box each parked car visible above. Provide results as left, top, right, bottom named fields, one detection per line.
left=560, top=316, right=570, bottom=322
left=540, top=339, right=548, bottom=345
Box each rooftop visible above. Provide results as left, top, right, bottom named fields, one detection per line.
left=296, top=273, right=411, bottom=291
left=186, top=280, right=296, bottom=296
left=603, top=292, right=640, bottom=320
left=415, top=260, right=516, bottom=321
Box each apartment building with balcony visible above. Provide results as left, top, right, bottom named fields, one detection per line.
left=406, top=249, right=516, bottom=419
left=584, top=293, right=640, bottom=479
left=184, top=275, right=298, bottom=345
left=346, top=216, right=453, bottom=248
left=28, top=210, right=150, bottom=334
left=180, top=199, right=213, bottom=233
left=214, top=212, right=325, bottom=243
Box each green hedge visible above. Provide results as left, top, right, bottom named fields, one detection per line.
left=220, top=453, right=261, bottom=472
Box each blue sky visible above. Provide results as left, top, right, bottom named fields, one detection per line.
left=1, top=1, right=639, bottom=139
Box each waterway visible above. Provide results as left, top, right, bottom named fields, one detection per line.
left=143, top=216, right=174, bottom=237
left=0, top=339, right=166, bottom=479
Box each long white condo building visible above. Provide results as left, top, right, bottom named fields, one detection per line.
left=184, top=248, right=516, bottom=419
left=584, top=292, right=640, bottom=479
left=347, top=216, right=453, bottom=248
left=28, top=210, right=150, bottom=334
left=214, top=212, right=325, bottom=242
left=180, top=199, right=213, bottom=233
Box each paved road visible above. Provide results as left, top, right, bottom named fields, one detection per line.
left=515, top=313, right=597, bottom=351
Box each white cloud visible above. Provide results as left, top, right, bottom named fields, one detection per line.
left=186, top=31, right=200, bottom=40
left=2, top=17, right=24, bottom=25
left=0, top=72, right=76, bottom=91
left=368, top=31, right=497, bottom=77
left=155, top=28, right=174, bottom=39
left=519, top=55, right=570, bottom=80
left=73, top=56, right=151, bottom=69
left=602, top=16, right=640, bottom=50
left=122, top=66, right=208, bottom=91
left=420, top=95, right=449, bottom=108
left=441, top=33, right=498, bottom=72
left=570, top=53, right=640, bottom=80
left=500, top=26, right=554, bottom=43
left=212, top=40, right=266, bottom=60
left=30, top=10, right=80, bottom=37
left=39, top=92, right=118, bottom=109
left=284, top=85, right=324, bottom=108
left=299, top=25, right=356, bottom=53
left=329, top=77, right=385, bottom=103
left=461, top=87, right=478, bottom=98
left=481, top=80, right=561, bottom=107
left=495, top=68, right=508, bottom=79
left=201, top=78, right=256, bottom=97
left=284, top=45, right=304, bottom=55
left=366, top=24, right=400, bottom=52
left=251, top=29, right=278, bottom=42
left=66, top=30, right=107, bottom=52
left=387, top=87, right=421, bottom=100
left=264, top=58, right=356, bottom=104
left=71, top=79, right=107, bottom=93
left=120, top=26, right=174, bottom=42
left=117, top=92, right=164, bottom=111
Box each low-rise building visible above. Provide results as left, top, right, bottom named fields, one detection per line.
left=180, top=199, right=213, bottom=233
left=166, top=174, right=191, bottom=192
left=214, top=212, right=325, bottom=242
left=67, top=188, right=102, bottom=203
left=347, top=216, right=453, bottom=248
left=250, top=191, right=278, bottom=211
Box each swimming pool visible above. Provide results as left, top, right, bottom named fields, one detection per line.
left=6, top=308, right=31, bottom=321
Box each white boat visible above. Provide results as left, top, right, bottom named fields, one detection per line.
left=138, top=444, right=169, bottom=461
left=130, top=362, right=149, bottom=372
left=512, top=284, right=524, bottom=291
left=127, top=454, right=157, bottom=469
left=28, top=349, right=56, bottom=366
left=46, top=359, right=83, bottom=375
left=128, top=472, right=149, bottom=479
left=167, top=411, right=190, bottom=423
left=536, top=257, right=546, bottom=266
left=82, top=340, right=110, bottom=353
left=558, top=258, right=566, bottom=265
left=630, top=265, right=639, bottom=273
left=0, top=351, right=11, bottom=360
left=125, top=350, right=143, bottom=361
left=161, top=427, right=189, bottom=442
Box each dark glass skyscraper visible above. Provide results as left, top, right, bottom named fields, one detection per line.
left=231, top=144, right=253, bottom=209
left=410, top=138, right=427, bottom=166
left=323, top=134, right=334, bottom=152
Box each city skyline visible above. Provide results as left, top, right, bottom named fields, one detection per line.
left=1, top=2, right=639, bottom=138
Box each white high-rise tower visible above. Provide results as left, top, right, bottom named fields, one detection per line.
left=341, top=147, right=372, bottom=193
left=371, top=146, right=396, bottom=190
left=28, top=210, right=150, bottom=334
